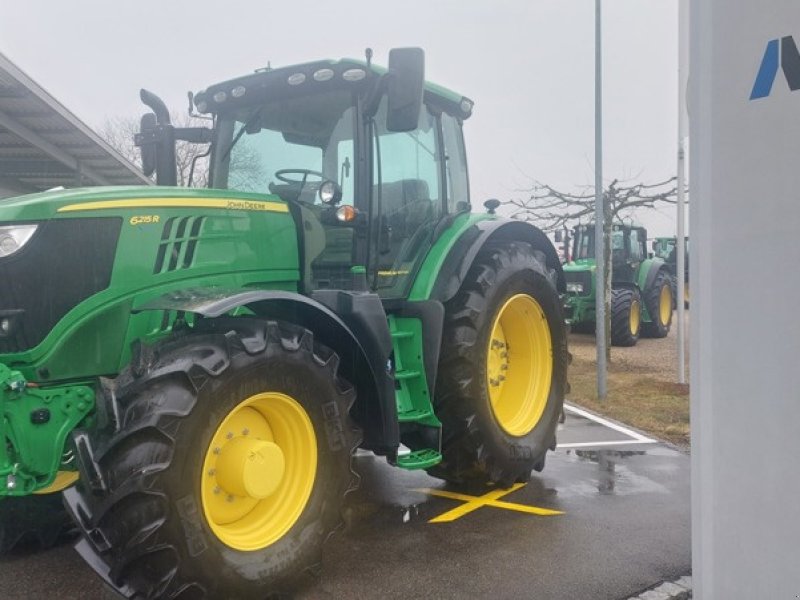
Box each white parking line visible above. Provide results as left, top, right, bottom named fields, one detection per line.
left=556, top=403, right=657, bottom=449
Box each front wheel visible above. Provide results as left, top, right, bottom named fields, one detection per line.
left=430, top=241, right=568, bottom=487
left=610, top=287, right=642, bottom=347
left=64, top=319, right=359, bottom=599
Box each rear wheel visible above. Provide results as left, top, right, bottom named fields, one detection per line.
left=642, top=269, right=673, bottom=338
left=610, top=287, right=642, bottom=347
left=64, top=318, right=359, bottom=599
left=430, top=241, right=567, bottom=487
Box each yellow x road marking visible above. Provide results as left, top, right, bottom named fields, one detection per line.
left=415, top=483, right=564, bottom=523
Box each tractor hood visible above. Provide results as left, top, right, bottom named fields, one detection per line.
left=0, top=185, right=288, bottom=222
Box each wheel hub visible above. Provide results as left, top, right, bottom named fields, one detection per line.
left=215, top=437, right=286, bottom=499
left=201, top=393, right=317, bottom=551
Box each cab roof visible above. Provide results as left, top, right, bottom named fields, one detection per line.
left=194, top=58, right=474, bottom=121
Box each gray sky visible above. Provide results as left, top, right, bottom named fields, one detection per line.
left=1, top=0, right=680, bottom=236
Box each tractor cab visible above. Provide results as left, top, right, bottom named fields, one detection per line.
left=140, top=49, right=474, bottom=300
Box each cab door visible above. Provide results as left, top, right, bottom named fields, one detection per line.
left=368, top=99, right=444, bottom=298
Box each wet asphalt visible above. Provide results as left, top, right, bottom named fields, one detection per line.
left=0, top=406, right=690, bottom=600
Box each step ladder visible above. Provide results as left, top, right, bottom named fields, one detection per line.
left=389, top=315, right=442, bottom=470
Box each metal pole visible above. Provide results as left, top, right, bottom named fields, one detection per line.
left=676, top=0, right=689, bottom=384
left=594, top=0, right=607, bottom=399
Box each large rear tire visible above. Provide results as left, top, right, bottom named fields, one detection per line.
left=64, top=318, right=359, bottom=599
left=610, top=287, right=642, bottom=347
left=429, top=241, right=567, bottom=487
left=642, top=269, right=673, bottom=338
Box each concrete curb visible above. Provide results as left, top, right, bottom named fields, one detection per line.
left=625, top=575, right=692, bottom=600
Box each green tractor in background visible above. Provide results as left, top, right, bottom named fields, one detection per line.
left=563, top=223, right=673, bottom=346
left=653, top=236, right=690, bottom=308
left=0, top=49, right=568, bottom=598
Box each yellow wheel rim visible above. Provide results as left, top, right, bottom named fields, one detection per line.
left=659, top=284, right=672, bottom=324
left=630, top=298, right=641, bottom=336
left=201, top=392, right=317, bottom=551
left=486, top=293, right=553, bottom=437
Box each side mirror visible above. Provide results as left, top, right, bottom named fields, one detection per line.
left=386, top=47, right=425, bottom=132
left=651, top=240, right=658, bottom=251
left=137, top=113, right=158, bottom=177
left=554, top=230, right=563, bottom=243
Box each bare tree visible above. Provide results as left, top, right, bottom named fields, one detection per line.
left=505, top=177, right=678, bottom=232
left=505, top=177, right=680, bottom=357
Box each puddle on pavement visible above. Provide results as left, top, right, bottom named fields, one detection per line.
left=555, top=449, right=670, bottom=497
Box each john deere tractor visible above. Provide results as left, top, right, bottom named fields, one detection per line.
left=563, top=223, right=673, bottom=346
left=0, top=49, right=567, bottom=598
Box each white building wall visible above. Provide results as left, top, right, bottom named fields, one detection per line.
left=691, top=2, right=800, bottom=598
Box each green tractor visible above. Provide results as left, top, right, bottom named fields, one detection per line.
left=653, top=236, right=690, bottom=308
left=0, top=49, right=568, bottom=598
left=563, top=223, right=673, bottom=346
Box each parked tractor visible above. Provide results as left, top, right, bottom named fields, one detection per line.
left=563, top=223, right=673, bottom=346
left=0, top=49, right=568, bottom=598
left=653, top=236, right=690, bottom=307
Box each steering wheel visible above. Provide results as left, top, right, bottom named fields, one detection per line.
left=274, top=169, right=325, bottom=186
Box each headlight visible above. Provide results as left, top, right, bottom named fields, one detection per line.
left=0, top=224, right=38, bottom=258
left=318, top=181, right=342, bottom=205
left=566, top=282, right=584, bottom=293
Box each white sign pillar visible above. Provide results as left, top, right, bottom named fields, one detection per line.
left=691, top=1, right=800, bottom=597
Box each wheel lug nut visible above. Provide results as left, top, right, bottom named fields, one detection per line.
left=226, top=432, right=234, bottom=440
left=242, top=428, right=249, bottom=436
left=213, top=486, right=221, bottom=495
left=213, top=447, right=221, bottom=455
left=501, top=364, right=508, bottom=370
left=490, top=378, right=500, bottom=387
left=207, top=469, right=216, bottom=477
left=226, top=495, right=235, bottom=503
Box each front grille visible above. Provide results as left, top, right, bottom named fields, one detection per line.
left=564, top=270, right=593, bottom=297
left=0, top=217, right=122, bottom=353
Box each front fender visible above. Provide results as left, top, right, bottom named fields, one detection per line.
left=136, top=287, right=399, bottom=455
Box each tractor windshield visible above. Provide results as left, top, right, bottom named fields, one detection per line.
left=211, top=89, right=356, bottom=204
left=572, top=227, right=624, bottom=260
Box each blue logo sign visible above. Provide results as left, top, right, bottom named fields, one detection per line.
left=751, top=36, right=800, bottom=100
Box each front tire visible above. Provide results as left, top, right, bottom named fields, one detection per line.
left=430, top=241, right=567, bottom=487
left=64, top=318, right=359, bottom=599
left=642, top=269, right=673, bottom=338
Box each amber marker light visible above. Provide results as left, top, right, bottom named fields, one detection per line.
left=336, top=205, right=357, bottom=223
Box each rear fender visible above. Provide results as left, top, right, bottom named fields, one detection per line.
left=425, top=219, right=565, bottom=303
left=637, top=258, right=668, bottom=294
